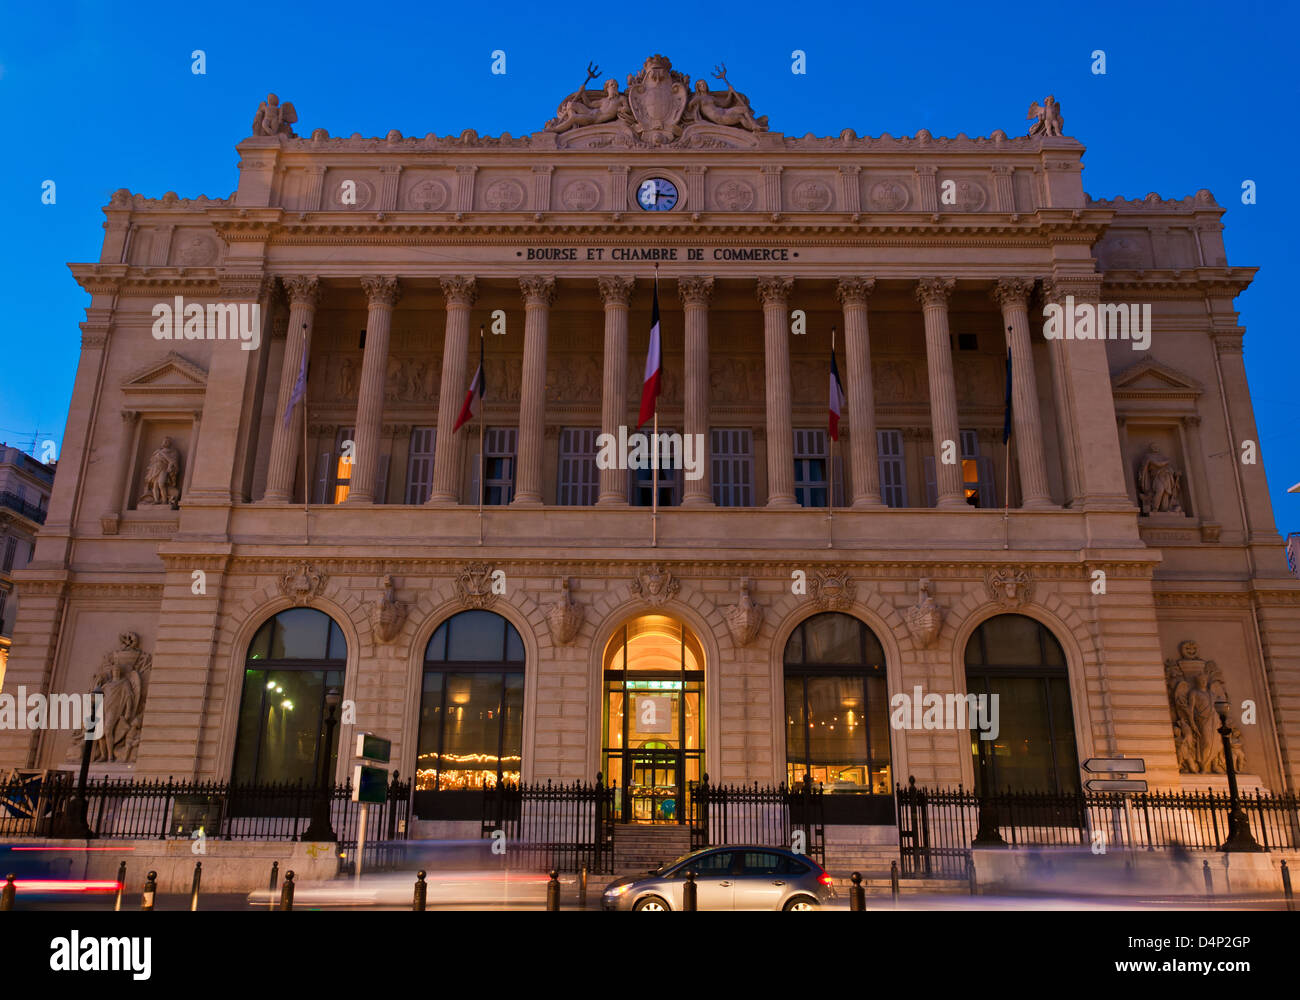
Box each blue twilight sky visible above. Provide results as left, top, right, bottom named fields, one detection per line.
left=0, top=0, right=1296, bottom=535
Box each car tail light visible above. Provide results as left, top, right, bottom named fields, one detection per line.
left=818, top=873, right=834, bottom=887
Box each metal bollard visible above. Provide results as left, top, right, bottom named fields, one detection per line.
left=190, top=861, right=202, bottom=911
left=1202, top=859, right=1213, bottom=897
left=546, top=870, right=560, bottom=911
left=849, top=872, right=865, bottom=911
left=413, top=871, right=427, bottom=911
left=268, top=860, right=279, bottom=911
left=579, top=866, right=588, bottom=909
left=967, top=856, right=978, bottom=896
left=890, top=860, right=900, bottom=904
left=141, top=871, right=157, bottom=911
left=1281, top=860, right=1293, bottom=912
left=113, top=861, right=126, bottom=912
left=1, top=873, right=15, bottom=911
left=683, top=870, right=697, bottom=911
left=279, top=870, right=295, bottom=911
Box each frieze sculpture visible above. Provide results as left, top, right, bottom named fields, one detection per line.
left=985, top=567, right=1033, bottom=607
left=1138, top=443, right=1183, bottom=515
left=905, top=577, right=944, bottom=648
left=630, top=563, right=680, bottom=606
left=545, top=578, right=585, bottom=645
left=251, top=93, right=298, bottom=137
left=138, top=437, right=181, bottom=509
left=65, top=633, right=153, bottom=765
left=725, top=578, right=764, bottom=647
left=546, top=62, right=628, bottom=133
left=1026, top=95, right=1063, bottom=137
left=278, top=562, right=327, bottom=604
left=1165, top=640, right=1242, bottom=774
left=367, top=574, right=407, bottom=643
left=808, top=570, right=856, bottom=611
left=685, top=63, right=768, bottom=132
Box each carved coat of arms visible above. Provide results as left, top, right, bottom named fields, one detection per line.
left=630, top=563, right=679, bottom=606
left=455, top=562, right=500, bottom=609
left=985, top=567, right=1033, bottom=608
left=278, top=562, right=327, bottom=604
left=809, top=570, right=856, bottom=611
left=622, top=54, right=689, bottom=143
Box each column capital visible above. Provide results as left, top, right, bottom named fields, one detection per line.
left=915, top=277, right=955, bottom=307
left=835, top=277, right=876, bottom=306
left=281, top=275, right=321, bottom=308
left=121, top=409, right=140, bottom=425
left=990, top=277, right=1036, bottom=309
left=519, top=275, right=557, bottom=306
left=597, top=275, right=635, bottom=307
left=677, top=276, right=715, bottom=306
left=756, top=275, right=793, bottom=306
left=439, top=275, right=478, bottom=306
left=360, top=275, right=401, bottom=307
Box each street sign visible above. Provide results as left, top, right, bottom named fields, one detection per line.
left=355, top=732, right=391, bottom=764
left=351, top=764, right=389, bottom=804
left=1081, top=757, right=1145, bottom=774
left=1085, top=778, right=1148, bottom=793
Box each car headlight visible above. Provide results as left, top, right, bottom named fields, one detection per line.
left=605, top=884, right=632, bottom=896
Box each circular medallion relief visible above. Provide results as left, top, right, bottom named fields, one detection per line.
left=484, top=179, right=526, bottom=211
left=561, top=180, right=601, bottom=211
left=332, top=178, right=375, bottom=210
left=953, top=181, right=987, bottom=211
left=713, top=179, right=755, bottom=211
left=868, top=180, right=910, bottom=212
left=791, top=181, right=833, bottom=211
left=406, top=178, right=449, bottom=211
left=177, top=234, right=218, bottom=266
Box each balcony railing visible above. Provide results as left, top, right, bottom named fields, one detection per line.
left=0, top=490, right=46, bottom=524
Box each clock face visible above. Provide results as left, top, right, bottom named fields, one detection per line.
left=636, top=177, right=679, bottom=211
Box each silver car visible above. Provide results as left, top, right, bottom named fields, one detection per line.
left=602, top=846, right=835, bottom=911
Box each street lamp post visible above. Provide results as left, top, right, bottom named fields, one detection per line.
left=1215, top=699, right=1262, bottom=853
left=303, top=688, right=341, bottom=842
left=972, top=735, right=1006, bottom=847
left=53, top=687, right=101, bottom=839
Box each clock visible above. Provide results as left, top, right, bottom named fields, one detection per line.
left=636, top=177, right=679, bottom=211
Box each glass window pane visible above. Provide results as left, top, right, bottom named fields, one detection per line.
left=425, top=623, right=447, bottom=662
left=505, top=623, right=524, bottom=663
left=978, top=676, right=1055, bottom=792
left=247, top=624, right=271, bottom=662
left=446, top=610, right=506, bottom=661
left=784, top=677, right=805, bottom=759
left=866, top=675, right=890, bottom=762
left=232, top=669, right=266, bottom=783
left=802, top=614, right=861, bottom=664
left=438, top=672, right=505, bottom=789
left=976, top=614, right=1042, bottom=667
left=270, top=608, right=330, bottom=660
left=416, top=672, right=444, bottom=790
left=605, top=689, right=625, bottom=750
left=740, top=852, right=783, bottom=875
left=501, top=673, right=524, bottom=784
left=327, top=621, right=347, bottom=661
left=805, top=676, right=868, bottom=765
left=784, top=625, right=804, bottom=665
left=1048, top=677, right=1080, bottom=792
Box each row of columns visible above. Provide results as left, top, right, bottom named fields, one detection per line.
left=261, top=275, right=1055, bottom=510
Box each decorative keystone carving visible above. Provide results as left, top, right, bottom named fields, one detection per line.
left=905, top=577, right=944, bottom=648
left=809, top=570, right=856, bottom=611
left=454, top=561, right=501, bottom=609
left=725, top=577, right=764, bottom=646
left=366, top=574, right=407, bottom=643
left=545, top=578, right=585, bottom=645
left=278, top=562, right=327, bottom=604
left=630, top=563, right=679, bottom=606
left=984, top=566, right=1033, bottom=607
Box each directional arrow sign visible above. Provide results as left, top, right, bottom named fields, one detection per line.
left=1082, top=757, right=1146, bottom=774
left=1085, top=778, right=1148, bottom=793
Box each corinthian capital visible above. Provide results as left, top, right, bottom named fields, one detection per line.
left=519, top=275, right=557, bottom=306
left=361, top=274, right=401, bottom=307
left=835, top=277, right=876, bottom=307
left=991, top=277, right=1036, bottom=309
left=915, top=277, right=955, bottom=307
left=439, top=275, right=478, bottom=307
left=756, top=276, right=793, bottom=307
left=597, top=275, right=635, bottom=307
left=677, top=276, right=714, bottom=307
left=281, top=275, right=321, bottom=308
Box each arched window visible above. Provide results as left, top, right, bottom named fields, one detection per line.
left=232, top=608, right=347, bottom=784
left=416, top=611, right=525, bottom=800
left=783, top=613, right=893, bottom=823
left=965, top=614, right=1079, bottom=793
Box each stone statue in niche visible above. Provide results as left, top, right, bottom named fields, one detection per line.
left=65, top=632, right=153, bottom=765
left=1026, top=95, right=1063, bottom=137
left=338, top=357, right=357, bottom=398
left=138, top=437, right=181, bottom=508
left=1164, top=640, right=1239, bottom=774
left=251, top=93, right=298, bottom=137
left=1137, top=442, right=1183, bottom=515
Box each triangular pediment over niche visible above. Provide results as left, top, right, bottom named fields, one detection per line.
left=1111, top=359, right=1201, bottom=398
left=121, top=351, right=208, bottom=396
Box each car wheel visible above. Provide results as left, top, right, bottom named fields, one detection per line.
left=782, top=895, right=819, bottom=911
left=633, top=895, right=670, bottom=912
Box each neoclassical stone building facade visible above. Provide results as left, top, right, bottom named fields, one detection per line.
left=4, top=56, right=1297, bottom=832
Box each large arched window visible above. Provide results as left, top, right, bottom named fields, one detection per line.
left=783, top=613, right=893, bottom=823
left=965, top=614, right=1079, bottom=793
left=232, top=608, right=347, bottom=784
left=416, top=611, right=525, bottom=803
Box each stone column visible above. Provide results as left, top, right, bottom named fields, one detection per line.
left=759, top=276, right=797, bottom=508
left=916, top=277, right=966, bottom=509
left=837, top=277, right=883, bottom=508
left=513, top=275, right=556, bottom=506
left=346, top=275, right=401, bottom=504
left=679, top=276, right=714, bottom=507
left=993, top=277, right=1053, bottom=507
left=263, top=276, right=320, bottom=503
left=596, top=276, right=634, bottom=506
left=100, top=409, right=140, bottom=534
left=428, top=276, right=476, bottom=505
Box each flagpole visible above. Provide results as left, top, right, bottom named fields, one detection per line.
left=301, top=323, right=310, bottom=544
left=478, top=324, right=485, bottom=546
left=651, top=265, right=659, bottom=548
left=1003, top=337, right=1012, bottom=550
left=827, top=326, right=836, bottom=549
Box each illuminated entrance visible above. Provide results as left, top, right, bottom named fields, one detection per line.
left=602, top=615, right=704, bottom=823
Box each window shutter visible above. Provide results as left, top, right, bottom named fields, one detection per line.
left=405, top=427, right=436, bottom=505
left=2, top=537, right=15, bottom=572
left=877, top=429, right=907, bottom=508
left=375, top=453, right=390, bottom=505
left=960, top=429, right=979, bottom=458
left=469, top=450, right=480, bottom=506
left=977, top=456, right=997, bottom=508
left=313, top=451, right=332, bottom=504
left=923, top=456, right=937, bottom=508
left=558, top=427, right=599, bottom=506
left=711, top=428, right=753, bottom=507
left=832, top=453, right=846, bottom=507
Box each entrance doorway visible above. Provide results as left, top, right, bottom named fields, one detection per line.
left=601, top=616, right=704, bottom=823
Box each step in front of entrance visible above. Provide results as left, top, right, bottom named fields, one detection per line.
left=612, top=825, right=693, bottom=873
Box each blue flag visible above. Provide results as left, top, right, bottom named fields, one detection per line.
left=1002, top=348, right=1013, bottom=444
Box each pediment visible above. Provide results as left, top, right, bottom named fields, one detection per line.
left=122, top=352, right=208, bottom=396
left=1112, top=359, right=1201, bottom=398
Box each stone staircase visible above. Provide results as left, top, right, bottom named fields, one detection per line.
left=612, top=824, right=693, bottom=874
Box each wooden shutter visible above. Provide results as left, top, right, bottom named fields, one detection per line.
left=923, top=456, right=937, bottom=508
left=877, top=429, right=907, bottom=508
left=375, top=453, right=390, bottom=505
left=313, top=451, right=332, bottom=504
left=711, top=428, right=753, bottom=507
left=976, top=456, right=997, bottom=508
left=405, top=427, right=436, bottom=504
left=558, top=428, right=599, bottom=506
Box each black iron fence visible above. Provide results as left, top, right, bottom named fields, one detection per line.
left=688, top=775, right=825, bottom=865
left=897, top=778, right=1300, bottom=878
left=480, top=776, right=615, bottom=874
left=0, top=771, right=412, bottom=844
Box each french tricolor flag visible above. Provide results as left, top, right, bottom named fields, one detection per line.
left=637, top=280, right=662, bottom=428
left=828, top=345, right=846, bottom=442
left=452, top=334, right=484, bottom=432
